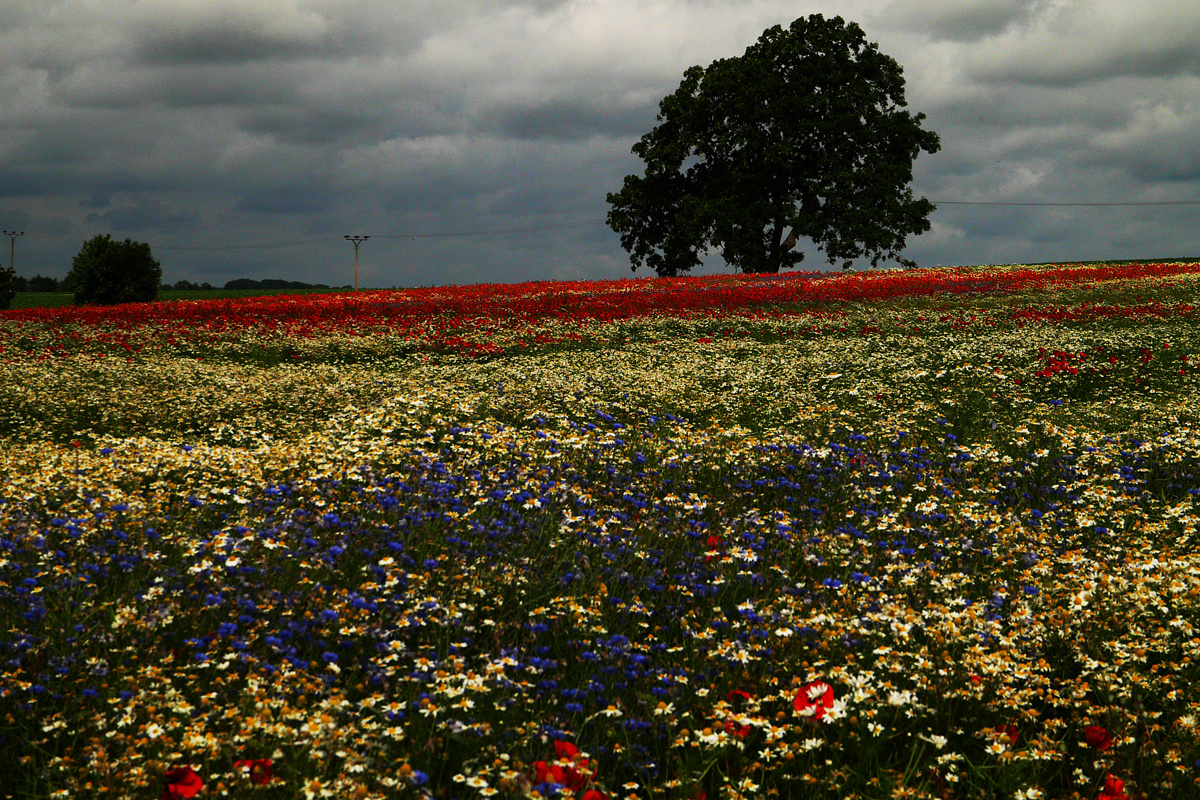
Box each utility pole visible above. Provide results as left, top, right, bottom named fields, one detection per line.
left=2, top=230, right=23, bottom=272
left=343, top=235, right=369, bottom=291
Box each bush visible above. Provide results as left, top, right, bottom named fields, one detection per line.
left=67, top=234, right=162, bottom=305
left=0, top=266, right=15, bottom=309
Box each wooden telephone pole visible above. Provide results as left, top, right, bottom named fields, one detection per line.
left=343, top=235, right=369, bottom=290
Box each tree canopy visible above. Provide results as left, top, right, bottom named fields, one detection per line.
left=607, top=14, right=940, bottom=275
left=67, top=234, right=162, bottom=306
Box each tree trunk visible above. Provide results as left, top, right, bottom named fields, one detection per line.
left=761, top=219, right=785, bottom=274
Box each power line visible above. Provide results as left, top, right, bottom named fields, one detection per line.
left=110, top=200, right=1200, bottom=253
left=371, top=218, right=605, bottom=239
left=157, top=237, right=329, bottom=251
left=933, top=200, right=1200, bottom=206
left=154, top=218, right=608, bottom=251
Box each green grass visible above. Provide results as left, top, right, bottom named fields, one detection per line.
left=8, top=287, right=358, bottom=310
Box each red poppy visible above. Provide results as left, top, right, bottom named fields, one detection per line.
left=793, top=681, right=835, bottom=720
left=722, top=719, right=751, bottom=737
left=998, top=723, right=1019, bottom=746
left=532, top=760, right=566, bottom=786
left=1098, top=773, right=1129, bottom=800
left=717, top=689, right=753, bottom=736
left=161, top=766, right=203, bottom=799
left=1083, top=725, right=1112, bottom=751
left=704, top=535, right=723, bottom=563
left=531, top=740, right=595, bottom=793
left=553, top=740, right=580, bottom=761
left=234, top=758, right=274, bottom=784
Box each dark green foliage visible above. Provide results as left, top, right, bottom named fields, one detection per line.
left=67, top=234, right=162, bottom=305
left=171, top=279, right=215, bottom=291
left=26, top=275, right=64, bottom=292
left=223, top=278, right=335, bottom=290
left=607, top=14, right=940, bottom=275
left=0, top=266, right=15, bottom=309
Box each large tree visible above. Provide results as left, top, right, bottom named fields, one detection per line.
left=607, top=14, right=940, bottom=275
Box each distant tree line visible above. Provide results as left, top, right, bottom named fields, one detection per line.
left=0, top=232, right=352, bottom=310
left=9, top=274, right=71, bottom=292
left=9, top=275, right=345, bottom=292
left=220, top=278, right=349, bottom=291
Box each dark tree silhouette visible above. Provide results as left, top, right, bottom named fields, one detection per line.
left=607, top=14, right=940, bottom=275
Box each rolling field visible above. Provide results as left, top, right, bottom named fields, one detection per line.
left=2, top=263, right=1200, bottom=799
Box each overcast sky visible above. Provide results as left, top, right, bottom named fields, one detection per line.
left=2, top=0, right=1199, bottom=288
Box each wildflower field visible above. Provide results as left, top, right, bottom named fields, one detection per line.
left=3, top=262, right=1200, bottom=800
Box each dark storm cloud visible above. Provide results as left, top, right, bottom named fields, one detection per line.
left=130, top=20, right=336, bottom=67
left=1, top=0, right=1199, bottom=286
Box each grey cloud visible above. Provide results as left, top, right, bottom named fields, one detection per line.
left=1081, top=102, right=1200, bottom=183
left=472, top=96, right=657, bottom=142
left=83, top=197, right=198, bottom=234
left=962, top=2, right=1200, bottom=87
left=239, top=106, right=368, bottom=146
left=79, top=193, right=111, bottom=210
left=972, top=39, right=1200, bottom=88
left=54, top=62, right=304, bottom=109
left=0, top=167, right=45, bottom=198
left=236, top=186, right=334, bottom=215
left=886, top=0, right=1041, bottom=42
left=131, top=22, right=335, bottom=67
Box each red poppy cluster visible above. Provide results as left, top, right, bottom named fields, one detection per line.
left=1034, top=348, right=1091, bottom=379
left=529, top=740, right=605, bottom=800
left=1098, top=773, right=1129, bottom=800
left=160, top=759, right=273, bottom=797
